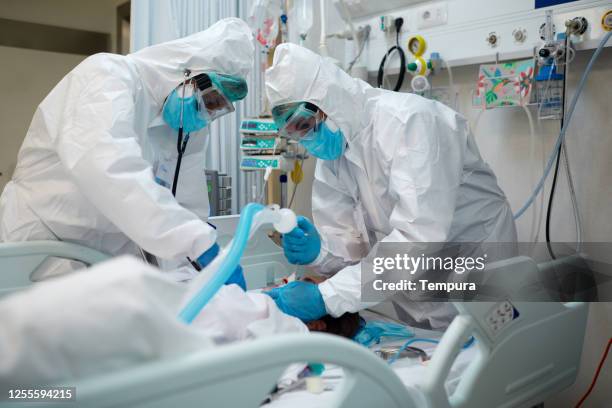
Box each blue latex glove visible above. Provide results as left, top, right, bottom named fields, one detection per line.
left=282, top=216, right=321, bottom=265
left=196, top=243, right=220, bottom=268
left=225, top=264, right=246, bottom=291
left=197, top=243, right=246, bottom=290
left=264, top=281, right=326, bottom=322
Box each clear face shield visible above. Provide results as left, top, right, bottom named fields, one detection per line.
left=272, top=102, right=346, bottom=161
left=199, top=82, right=235, bottom=121
left=272, top=102, right=324, bottom=142
left=162, top=73, right=238, bottom=133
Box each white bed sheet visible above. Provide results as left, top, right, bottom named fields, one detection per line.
left=264, top=316, right=477, bottom=408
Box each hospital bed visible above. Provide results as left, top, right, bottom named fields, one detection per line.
left=0, top=218, right=589, bottom=408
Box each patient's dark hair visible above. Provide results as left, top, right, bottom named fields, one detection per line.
left=319, top=313, right=360, bottom=338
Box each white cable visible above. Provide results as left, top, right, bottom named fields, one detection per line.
left=338, top=0, right=357, bottom=44
left=513, top=31, right=611, bottom=219
left=319, top=0, right=328, bottom=56
left=534, top=124, right=546, bottom=246
left=558, top=55, right=583, bottom=251
left=257, top=136, right=280, bottom=204
left=443, top=59, right=456, bottom=110
left=561, top=141, right=583, bottom=250
left=522, top=105, right=540, bottom=247
left=348, top=26, right=370, bottom=73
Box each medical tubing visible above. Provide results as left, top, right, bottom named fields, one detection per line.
left=443, top=59, right=456, bottom=109
left=522, top=105, right=540, bottom=246
left=513, top=31, right=611, bottom=220
left=563, top=141, right=583, bottom=251
left=319, top=0, right=328, bottom=56
left=377, top=22, right=406, bottom=91
left=545, top=36, right=570, bottom=259
left=388, top=336, right=475, bottom=365
left=178, top=202, right=265, bottom=324
left=257, top=137, right=279, bottom=204
left=547, top=36, right=582, bottom=254
left=348, top=25, right=371, bottom=73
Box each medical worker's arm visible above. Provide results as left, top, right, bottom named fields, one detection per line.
left=308, top=161, right=368, bottom=274
left=319, top=111, right=467, bottom=316
left=55, top=60, right=215, bottom=261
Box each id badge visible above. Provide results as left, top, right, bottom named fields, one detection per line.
left=154, top=156, right=176, bottom=189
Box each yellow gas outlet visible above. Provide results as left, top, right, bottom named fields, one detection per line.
left=602, top=10, right=612, bottom=31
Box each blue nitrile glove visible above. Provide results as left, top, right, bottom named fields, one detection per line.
left=197, top=243, right=246, bottom=290
left=282, top=216, right=321, bottom=265
left=225, top=264, right=246, bottom=291
left=264, top=281, right=326, bottom=322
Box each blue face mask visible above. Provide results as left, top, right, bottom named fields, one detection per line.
left=353, top=319, right=414, bottom=347
left=162, top=88, right=208, bottom=133
left=300, top=122, right=345, bottom=160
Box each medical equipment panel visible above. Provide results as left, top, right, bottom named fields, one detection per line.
left=350, top=0, right=610, bottom=73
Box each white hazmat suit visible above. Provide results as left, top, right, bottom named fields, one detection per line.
left=0, top=18, right=253, bottom=277
left=266, top=44, right=517, bottom=329
left=0, top=256, right=307, bottom=388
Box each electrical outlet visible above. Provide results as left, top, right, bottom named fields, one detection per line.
left=416, top=2, right=448, bottom=29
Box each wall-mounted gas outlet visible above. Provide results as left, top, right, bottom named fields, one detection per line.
left=416, top=2, right=448, bottom=29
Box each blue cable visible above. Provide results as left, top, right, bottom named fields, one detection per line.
left=179, top=202, right=265, bottom=324
left=513, top=31, right=611, bottom=220
left=388, top=336, right=475, bottom=365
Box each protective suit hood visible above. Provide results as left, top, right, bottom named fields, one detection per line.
left=0, top=18, right=255, bottom=276
left=265, top=43, right=373, bottom=141
left=128, top=17, right=254, bottom=106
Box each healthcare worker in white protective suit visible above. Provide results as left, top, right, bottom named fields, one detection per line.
left=0, top=256, right=307, bottom=388
left=0, top=18, right=253, bottom=281
left=264, top=44, right=517, bottom=329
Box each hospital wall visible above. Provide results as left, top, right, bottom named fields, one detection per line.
left=294, top=19, right=612, bottom=403
left=433, top=49, right=612, bottom=407
left=0, top=0, right=125, bottom=191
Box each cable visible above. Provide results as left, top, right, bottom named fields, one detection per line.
left=556, top=43, right=583, bottom=252
left=388, top=336, right=475, bottom=365
left=545, top=35, right=570, bottom=260
left=348, top=25, right=371, bottom=73
left=442, top=58, right=457, bottom=110
left=562, top=141, right=583, bottom=251
left=513, top=31, right=611, bottom=220
left=256, top=137, right=280, bottom=204
left=377, top=18, right=406, bottom=91
left=574, top=338, right=612, bottom=408
left=521, top=105, right=541, bottom=247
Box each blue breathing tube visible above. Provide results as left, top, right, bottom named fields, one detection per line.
left=179, top=202, right=265, bottom=324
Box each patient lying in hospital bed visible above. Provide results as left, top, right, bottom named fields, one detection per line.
left=0, top=256, right=309, bottom=388
left=0, top=256, right=365, bottom=389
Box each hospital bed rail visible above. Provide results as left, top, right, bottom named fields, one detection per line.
left=0, top=240, right=110, bottom=297
left=0, top=240, right=589, bottom=408
left=2, top=332, right=418, bottom=408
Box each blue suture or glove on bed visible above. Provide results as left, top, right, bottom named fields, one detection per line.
left=264, top=281, right=326, bottom=322
left=197, top=243, right=246, bottom=291
left=197, top=243, right=220, bottom=268
left=225, top=264, right=246, bottom=291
